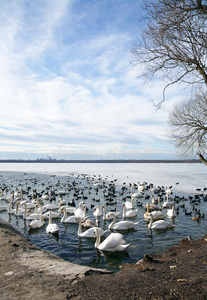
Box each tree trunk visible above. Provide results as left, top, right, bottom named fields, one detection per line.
left=197, top=152, right=207, bottom=166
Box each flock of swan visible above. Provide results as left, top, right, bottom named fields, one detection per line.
left=0, top=172, right=206, bottom=257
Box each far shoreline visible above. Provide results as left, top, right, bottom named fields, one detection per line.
left=0, top=159, right=201, bottom=163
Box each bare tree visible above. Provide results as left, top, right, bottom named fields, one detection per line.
left=168, top=89, right=207, bottom=164
left=131, top=0, right=207, bottom=106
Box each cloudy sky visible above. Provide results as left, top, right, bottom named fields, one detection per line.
left=0, top=0, right=186, bottom=160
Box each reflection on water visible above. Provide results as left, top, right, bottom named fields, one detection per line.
left=0, top=165, right=206, bottom=272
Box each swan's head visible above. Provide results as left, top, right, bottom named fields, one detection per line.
left=58, top=197, right=63, bottom=203
left=107, top=212, right=116, bottom=219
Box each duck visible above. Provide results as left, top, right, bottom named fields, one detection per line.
left=76, top=217, right=106, bottom=238
left=144, top=203, right=166, bottom=221
left=28, top=216, right=45, bottom=229
left=122, top=203, right=138, bottom=218
left=93, top=227, right=131, bottom=252
left=148, top=213, right=174, bottom=230
left=107, top=212, right=139, bottom=231
left=166, top=203, right=176, bottom=218
left=102, top=205, right=120, bottom=220
left=46, top=211, right=59, bottom=234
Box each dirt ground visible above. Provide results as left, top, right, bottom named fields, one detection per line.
left=0, top=218, right=206, bottom=300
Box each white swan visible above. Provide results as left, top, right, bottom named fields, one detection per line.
left=122, top=203, right=138, bottom=218
left=42, top=203, right=59, bottom=211
left=28, top=216, right=45, bottom=229
left=102, top=205, right=119, bottom=220
left=74, top=201, right=86, bottom=219
left=77, top=217, right=106, bottom=238
left=144, top=203, right=166, bottom=221
left=46, top=211, right=59, bottom=234
left=43, top=210, right=60, bottom=219
left=0, top=205, right=7, bottom=211
left=27, top=204, right=43, bottom=220
left=166, top=203, right=176, bottom=218
left=163, top=194, right=171, bottom=209
left=148, top=213, right=174, bottom=230
left=13, top=201, right=25, bottom=216
left=125, top=197, right=134, bottom=210
left=107, top=212, right=139, bottom=230
left=93, top=227, right=131, bottom=252
left=60, top=206, right=77, bottom=223
left=93, top=206, right=102, bottom=217
left=130, top=187, right=143, bottom=199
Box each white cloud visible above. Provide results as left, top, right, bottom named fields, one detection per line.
left=0, top=0, right=181, bottom=160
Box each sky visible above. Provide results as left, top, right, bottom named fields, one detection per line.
left=0, top=0, right=187, bottom=160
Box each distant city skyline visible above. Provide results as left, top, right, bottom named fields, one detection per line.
left=0, top=0, right=189, bottom=160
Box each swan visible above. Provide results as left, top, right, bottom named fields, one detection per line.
left=122, top=203, right=138, bottom=218
left=107, top=212, right=139, bottom=231
left=58, top=202, right=75, bottom=214
left=46, top=211, right=59, bottom=234
left=60, top=206, right=77, bottom=223
left=125, top=197, right=134, bottom=210
left=165, top=186, right=172, bottom=195
left=102, top=205, right=120, bottom=220
left=0, top=205, right=7, bottom=211
left=93, top=227, right=131, bottom=252
left=166, top=203, right=176, bottom=218
left=42, top=203, right=59, bottom=211
left=12, top=201, right=25, bottom=216
left=43, top=210, right=60, bottom=219
left=74, top=201, right=86, bottom=219
left=144, top=203, right=166, bottom=221
left=163, top=194, right=171, bottom=209
left=28, top=216, right=45, bottom=229
left=81, top=218, right=97, bottom=228
left=148, top=213, right=174, bottom=230
left=27, top=204, right=43, bottom=220
left=130, top=187, right=143, bottom=199
left=77, top=217, right=106, bottom=238
left=93, top=206, right=102, bottom=217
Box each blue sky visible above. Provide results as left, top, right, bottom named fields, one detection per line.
left=0, top=0, right=186, bottom=160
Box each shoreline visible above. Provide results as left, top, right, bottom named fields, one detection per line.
left=0, top=217, right=206, bottom=299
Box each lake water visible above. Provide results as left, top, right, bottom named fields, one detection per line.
left=0, top=162, right=206, bottom=272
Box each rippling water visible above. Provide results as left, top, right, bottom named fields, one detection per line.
left=0, top=162, right=206, bottom=272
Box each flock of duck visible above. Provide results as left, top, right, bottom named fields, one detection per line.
left=0, top=173, right=206, bottom=254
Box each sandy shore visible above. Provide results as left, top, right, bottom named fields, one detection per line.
left=0, top=217, right=207, bottom=299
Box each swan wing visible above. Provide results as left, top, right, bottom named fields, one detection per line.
left=98, top=232, right=125, bottom=250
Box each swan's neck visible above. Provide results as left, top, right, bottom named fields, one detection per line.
left=95, top=231, right=101, bottom=248
left=78, top=219, right=82, bottom=235
left=146, top=203, right=149, bottom=214
left=123, top=205, right=126, bottom=218
left=102, top=206, right=106, bottom=219
left=109, top=215, right=116, bottom=229
left=23, top=203, right=27, bottom=218
left=49, top=212, right=52, bottom=224
left=38, top=204, right=42, bottom=214
left=148, top=215, right=153, bottom=229
left=8, top=201, right=12, bottom=213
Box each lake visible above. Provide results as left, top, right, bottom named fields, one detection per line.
left=0, top=162, right=206, bottom=272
